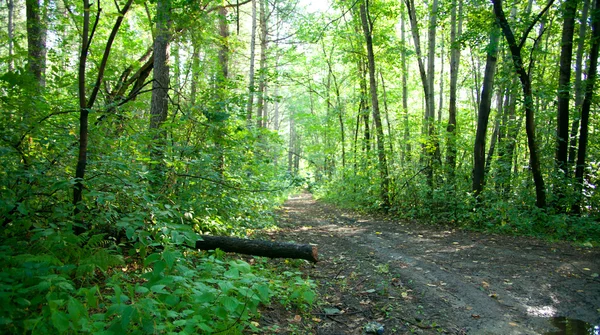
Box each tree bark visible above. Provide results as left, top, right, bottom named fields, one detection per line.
left=573, top=0, right=600, bottom=213
left=556, top=0, right=578, bottom=177
left=7, top=0, right=14, bottom=72
left=473, top=27, right=500, bottom=201
left=405, top=0, right=435, bottom=190
left=73, top=0, right=134, bottom=226
left=256, top=0, right=268, bottom=127
left=73, top=0, right=91, bottom=226
left=26, top=0, right=47, bottom=87
left=380, top=72, right=394, bottom=156
left=569, top=0, right=591, bottom=165
left=246, top=0, right=257, bottom=123
left=492, top=0, right=550, bottom=208
left=360, top=2, right=390, bottom=208
left=446, top=0, right=463, bottom=177
left=401, top=5, right=410, bottom=162
left=195, top=235, right=318, bottom=263
left=149, top=0, right=171, bottom=188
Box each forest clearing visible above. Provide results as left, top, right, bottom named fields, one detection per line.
left=1, top=0, right=600, bottom=333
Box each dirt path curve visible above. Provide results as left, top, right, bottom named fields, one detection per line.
left=267, top=193, right=600, bottom=334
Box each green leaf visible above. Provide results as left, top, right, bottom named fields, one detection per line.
left=164, top=294, right=180, bottom=307
left=135, top=285, right=149, bottom=294
left=144, top=253, right=162, bottom=267
left=302, top=290, right=316, bottom=304
left=221, top=296, right=241, bottom=312
left=162, top=249, right=177, bottom=269
left=173, top=319, right=187, bottom=327
left=51, top=311, right=70, bottom=332
left=67, top=297, right=87, bottom=321
left=121, top=305, right=134, bottom=329
left=151, top=284, right=167, bottom=294
left=224, top=267, right=239, bottom=278
left=255, top=284, right=270, bottom=301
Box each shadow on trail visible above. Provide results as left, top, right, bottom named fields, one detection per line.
left=270, top=192, right=600, bottom=335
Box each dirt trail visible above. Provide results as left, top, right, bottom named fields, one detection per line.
left=265, top=193, right=600, bottom=334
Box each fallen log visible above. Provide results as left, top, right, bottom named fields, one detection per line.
left=195, top=235, right=318, bottom=263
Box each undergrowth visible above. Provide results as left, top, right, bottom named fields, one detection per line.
left=316, top=170, right=600, bottom=246
left=0, top=226, right=315, bottom=334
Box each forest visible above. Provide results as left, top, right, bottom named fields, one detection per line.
left=0, top=0, right=599, bottom=333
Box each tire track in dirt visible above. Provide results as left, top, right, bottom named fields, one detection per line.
left=270, top=193, right=600, bottom=334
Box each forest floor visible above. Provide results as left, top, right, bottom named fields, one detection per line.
left=257, top=192, right=600, bottom=335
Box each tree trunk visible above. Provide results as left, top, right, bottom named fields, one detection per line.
left=358, top=59, right=371, bottom=153
left=405, top=0, right=434, bottom=189
left=256, top=0, right=268, bottom=127
left=472, top=28, right=500, bottom=201
left=446, top=0, right=463, bottom=177
left=7, top=0, right=14, bottom=72
left=149, top=0, right=171, bottom=188
left=573, top=0, right=600, bottom=213
left=569, top=0, right=591, bottom=165
left=73, top=0, right=134, bottom=227
left=380, top=72, right=394, bottom=156
left=246, top=0, right=257, bottom=123
left=360, top=2, right=390, bottom=208
left=195, top=235, right=318, bottom=263
left=401, top=5, right=410, bottom=162
left=492, top=0, right=549, bottom=208
left=556, top=0, right=578, bottom=177
left=73, top=0, right=91, bottom=228
left=26, top=0, right=47, bottom=87
left=486, top=89, right=503, bottom=174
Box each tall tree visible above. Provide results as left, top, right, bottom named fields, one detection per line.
left=149, top=0, right=172, bottom=187
left=473, top=26, right=501, bottom=201
left=569, top=0, right=591, bottom=164
left=492, top=0, right=552, bottom=208
left=400, top=4, right=410, bottom=162
left=359, top=1, right=390, bottom=208
left=7, top=0, right=14, bottom=72
left=246, top=0, right=257, bottom=123
left=26, top=0, right=47, bottom=86
left=556, top=0, right=579, bottom=177
left=573, top=0, right=600, bottom=213
left=446, top=0, right=463, bottom=177
left=256, top=0, right=268, bottom=127
left=74, top=0, right=134, bottom=231
left=405, top=0, right=436, bottom=190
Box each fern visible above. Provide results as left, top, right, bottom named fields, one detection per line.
left=76, top=249, right=123, bottom=277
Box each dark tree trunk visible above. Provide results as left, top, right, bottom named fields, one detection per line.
left=573, top=0, right=600, bottom=213
left=73, top=0, right=91, bottom=225
left=492, top=0, right=550, bottom=208
left=73, top=0, right=134, bottom=228
left=360, top=2, right=390, bottom=208
left=447, top=0, right=463, bottom=177
left=195, top=235, right=318, bottom=263
left=556, top=0, right=578, bottom=177
left=569, top=0, right=591, bottom=165
left=473, top=28, right=500, bottom=201
left=149, top=0, right=171, bottom=188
